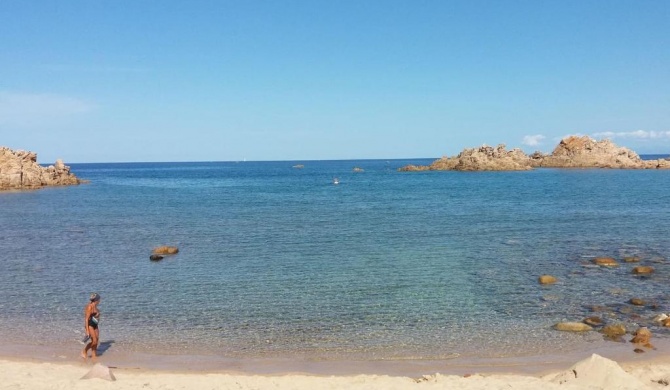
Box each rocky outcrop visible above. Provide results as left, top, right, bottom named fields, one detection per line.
left=399, top=144, right=531, bottom=172
left=534, top=136, right=654, bottom=168
left=0, top=147, right=82, bottom=190
left=399, top=136, right=670, bottom=172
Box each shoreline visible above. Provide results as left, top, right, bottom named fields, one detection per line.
left=1, top=343, right=670, bottom=390
left=2, top=338, right=669, bottom=377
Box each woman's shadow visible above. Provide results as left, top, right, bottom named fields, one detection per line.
left=97, top=340, right=115, bottom=356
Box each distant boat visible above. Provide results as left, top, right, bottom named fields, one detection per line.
left=333, top=177, right=339, bottom=185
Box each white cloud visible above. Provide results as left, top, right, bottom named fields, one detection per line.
left=593, top=130, right=670, bottom=139
left=0, top=91, right=95, bottom=126
left=521, top=134, right=545, bottom=146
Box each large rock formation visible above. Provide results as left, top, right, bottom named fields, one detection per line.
left=0, top=147, right=82, bottom=190
left=533, top=136, right=670, bottom=169
left=400, top=136, right=670, bottom=172
left=399, top=144, right=532, bottom=171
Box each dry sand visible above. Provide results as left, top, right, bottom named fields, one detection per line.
left=2, top=352, right=670, bottom=390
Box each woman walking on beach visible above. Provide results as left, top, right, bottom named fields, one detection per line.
left=81, top=293, right=101, bottom=359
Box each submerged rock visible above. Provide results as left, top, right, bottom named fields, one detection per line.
left=149, top=254, right=164, bottom=261
left=588, top=305, right=611, bottom=313
left=398, top=164, right=431, bottom=172
left=583, top=316, right=603, bottom=327
left=629, top=298, right=645, bottom=306
left=601, top=323, right=627, bottom=337
left=632, top=266, right=654, bottom=275
left=554, top=322, right=592, bottom=332
left=593, top=257, right=619, bottom=267
left=538, top=275, right=557, bottom=284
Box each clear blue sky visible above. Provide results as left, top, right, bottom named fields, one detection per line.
left=1, top=1, right=668, bottom=163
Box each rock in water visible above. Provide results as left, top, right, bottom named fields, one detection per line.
left=150, top=254, right=164, bottom=261
left=81, top=363, right=116, bottom=381
left=593, top=257, right=619, bottom=267
left=537, top=136, right=645, bottom=168
left=554, top=322, right=592, bottom=332
left=538, top=275, right=557, bottom=284
left=630, top=327, right=653, bottom=347
left=632, top=266, right=654, bottom=274
left=583, top=316, right=603, bottom=327
left=601, top=324, right=626, bottom=337
left=0, top=147, right=81, bottom=190
left=152, top=246, right=179, bottom=255
left=398, top=136, right=670, bottom=172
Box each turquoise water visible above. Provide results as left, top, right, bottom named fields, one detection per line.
left=1, top=159, right=669, bottom=361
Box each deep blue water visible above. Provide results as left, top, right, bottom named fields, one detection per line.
left=1, top=159, right=669, bottom=360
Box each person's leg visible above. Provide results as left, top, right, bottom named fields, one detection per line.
left=90, top=327, right=99, bottom=358
left=81, top=325, right=94, bottom=358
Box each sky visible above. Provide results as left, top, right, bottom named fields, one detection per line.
left=0, top=1, right=668, bottom=163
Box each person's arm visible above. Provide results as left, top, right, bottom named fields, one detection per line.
left=83, top=305, right=90, bottom=335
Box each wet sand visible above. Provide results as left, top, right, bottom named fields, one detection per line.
left=1, top=337, right=669, bottom=376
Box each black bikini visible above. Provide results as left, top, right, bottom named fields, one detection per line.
left=88, top=309, right=99, bottom=329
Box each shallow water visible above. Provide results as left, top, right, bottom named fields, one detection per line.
left=0, top=159, right=669, bottom=362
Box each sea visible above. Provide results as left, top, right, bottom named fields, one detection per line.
left=1, top=157, right=669, bottom=369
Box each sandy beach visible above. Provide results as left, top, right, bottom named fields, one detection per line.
left=2, top=355, right=670, bottom=390
left=2, top=340, right=670, bottom=390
